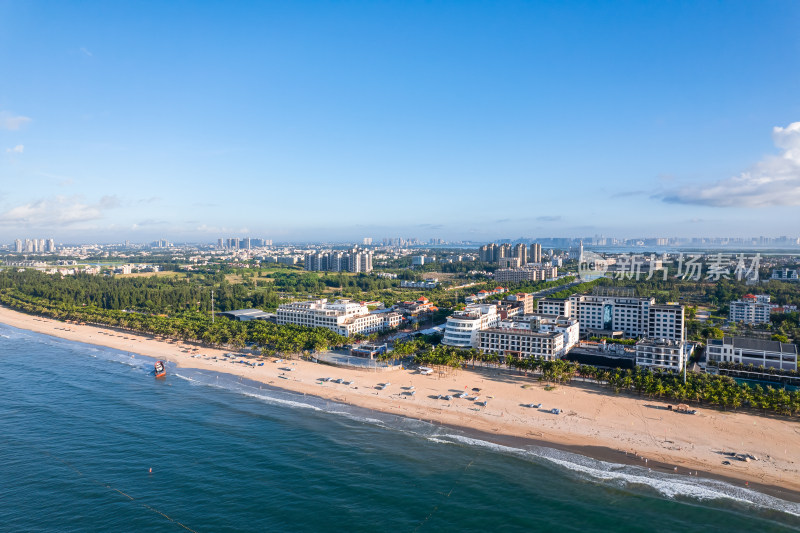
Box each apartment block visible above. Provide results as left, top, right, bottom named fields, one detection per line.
left=729, top=294, right=771, bottom=325
left=494, top=266, right=558, bottom=284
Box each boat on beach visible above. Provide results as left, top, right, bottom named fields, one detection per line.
left=154, top=360, right=166, bottom=378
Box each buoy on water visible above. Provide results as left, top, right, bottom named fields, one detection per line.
left=149, top=468, right=152, bottom=473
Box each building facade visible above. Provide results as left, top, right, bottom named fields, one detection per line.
left=530, top=243, right=542, bottom=264
left=536, top=297, right=572, bottom=317
left=494, top=266, right=558, bottom=283
left=478, top=314, right=579, bottom=361
left=503, top=293, right=536, bottom=314
left=635, top=339, right=688, bottom=372
left=442, top=304, right=500, bottom=348
left=276, top=299, right=400, bottom=337
left=706, top=337, right=797, bottom=371
left=550, top=294, right=685, bottom=340
left=729, top=294, right=771, bottom=324
left=304, top=249, right=373, bottom=273
left=771, top=268, right=799, bottom=281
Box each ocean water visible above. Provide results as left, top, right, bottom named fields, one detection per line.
left=1, top=324, right=799, bottom=532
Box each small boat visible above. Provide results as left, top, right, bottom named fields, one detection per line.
left=419, top=367, right=434, bottom=375
left=154, top=360, right=166, bottom=378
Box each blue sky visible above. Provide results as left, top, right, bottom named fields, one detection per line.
left=1, top=1, right=799, bottom=243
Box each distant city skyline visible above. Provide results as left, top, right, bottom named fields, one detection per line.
left=1, top=2, right=799, bottom=242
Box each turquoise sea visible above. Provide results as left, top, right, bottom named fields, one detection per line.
left=1, top=322, right=799, bottom=532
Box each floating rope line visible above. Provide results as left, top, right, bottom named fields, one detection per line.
left=12, top=440, right=201, bottom=533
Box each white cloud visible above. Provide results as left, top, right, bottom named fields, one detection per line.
left=80, top=47, right=93, bottom=57
left=0, top=195, right=120, bottom=227
left=660, top=121, right=800, bottom=207
left=0, top=112, right=31, bottom=130
left=6, top=145, right=24, bottom=154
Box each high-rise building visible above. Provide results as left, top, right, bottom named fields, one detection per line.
left=14, top=239, right=22, bottom=253
left=513, top=243, right=527, bottom=265
left=363, top=237, right=372, bottom=245
left=479, top=243, right=497, bottom=262
left=497, top=243, right=511, bottom=262
left=304, top=249, right=373, bottom=273
left=530, top=243, right=542, bottom=263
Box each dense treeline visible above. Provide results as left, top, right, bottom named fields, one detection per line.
left=0, top=269, right=279, bottom=312
left=0, top=287, right=345, bottom=354
left=270, top=271, right=399, bottom=294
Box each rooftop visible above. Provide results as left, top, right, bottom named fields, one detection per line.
left=708, top=336, right=798, bottom=354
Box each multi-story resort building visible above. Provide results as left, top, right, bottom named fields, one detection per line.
left=558, top=294, right=684, bottom=340
left=706, top=337, right=798, bottom=371
left=537, top=297, right=572, bottom=317
left=478, top=314, right=580, bottom=361
left=494, top=265, right=558, bottom=283
left=729, top=294, right=771, bottom=325
left=276, top=299, right=401, bottom=337
left=647, top=304, right=685, bottom=341
left=635, top=338, right=689, bottom=372
left=442, top=303, right=500, bottom=348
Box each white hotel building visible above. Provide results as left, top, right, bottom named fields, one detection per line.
left=277, top=299, right=401, bottom=337
left=442, top=304, right=500, bottom=348
left=635, top=338, right=689, bottom=372
left=563, top=294, right=684, bottom=341
left=479, top=314, right=580, bottom=361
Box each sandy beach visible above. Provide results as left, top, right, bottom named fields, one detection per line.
left=2, top=305, right=799, bottom=502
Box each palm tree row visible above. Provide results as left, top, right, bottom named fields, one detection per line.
left=0, top=288, right=347, bottom=357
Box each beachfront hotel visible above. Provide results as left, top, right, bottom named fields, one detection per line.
left=706, top=336, right=798, bottom=371
left=276, top=299, right=401, bottom=337
left=539, top=293, right=685, bottom=341
left=478, top=314, right=580, bottom=361
left=537, top=297, right=572, bottom=317
left=634, top=338, right=689, bottom=372
left=442, top=303, right=500, bottom=348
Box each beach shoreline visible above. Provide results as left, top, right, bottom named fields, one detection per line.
left=2, top=305, right=799, bottom=505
